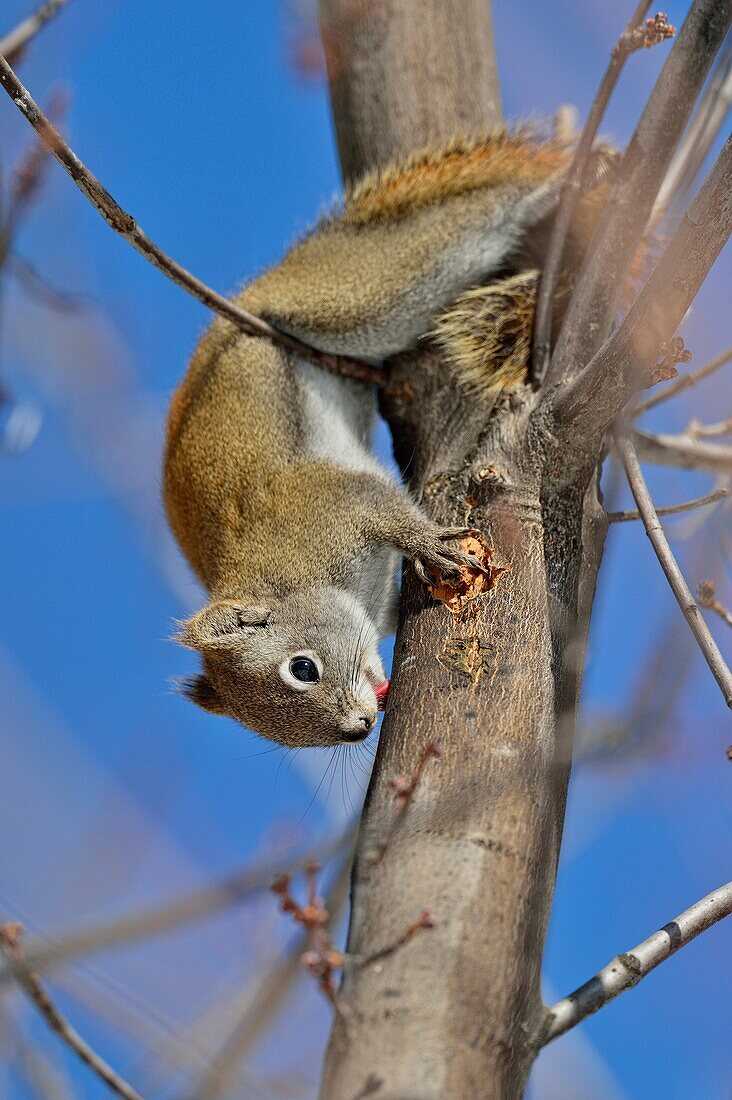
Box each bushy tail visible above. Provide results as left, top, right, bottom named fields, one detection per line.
left=432, top=148, right=622, bottom=400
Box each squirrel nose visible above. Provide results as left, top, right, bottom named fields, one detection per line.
left=343, top=714, right=374, bottom=742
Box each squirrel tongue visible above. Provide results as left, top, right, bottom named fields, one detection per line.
left=374, top=679, right=390, bottom=711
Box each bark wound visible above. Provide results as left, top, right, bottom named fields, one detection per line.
left=427, top=533, right=509, bottom=613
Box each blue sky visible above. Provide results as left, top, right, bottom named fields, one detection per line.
left=0, top=2, right=729, bottom=1097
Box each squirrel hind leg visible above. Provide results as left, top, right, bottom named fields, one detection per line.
left=430, top=271, right=543, bottom=399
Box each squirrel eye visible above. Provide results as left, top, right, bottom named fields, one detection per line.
left=289, top=656, right=320, bottom=684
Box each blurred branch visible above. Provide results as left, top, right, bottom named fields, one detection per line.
left=554, top=134, right=732, bottom=443
left=0, top=55, right=384, bottom=387
left=0, top=1003, right=74, bottom=1099
left=187, top=844, right=353, bottom=1100
left=633, top=347, right=732, bottom=418
left=8, top=252, right=89, bottom=312
left=654, top=43, right=732, bottom=218
left=687, top=416, right=732, bottom=440
left=0, top=0, right=70, bottom=65
left=541, top=882, right=732, bottom=1044
left=607, top=485, right=731, bottom=522
left=614, top=418, right=732, bottom=707
left=4, top=88, right=69, bottom=242
left=550, top=0, right=731, bottom=382
left=633, top=428, right=732, bottom=473
left=574, top=614, right=689, bottom=764
left=0, top=923, right=145, bottom=1100
left=532, top=0, right=658, bottom=382
left=0, top=832, right=349, bottom=987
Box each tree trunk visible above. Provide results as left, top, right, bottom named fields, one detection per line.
left=318, top=4, right=603, bottom=1097
left=318, top=0, right=502, bottom=184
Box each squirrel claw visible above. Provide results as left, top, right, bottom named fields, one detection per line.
left=459, top=553, right=490, bottom=575
left=410, top=525, right=491, bottom=585
left=413, top=559, right=431, bottom=584
left=437, top=526, right=483, bottom=541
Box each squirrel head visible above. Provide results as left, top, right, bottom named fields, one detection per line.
left=177, top=589, right=386, bottom=748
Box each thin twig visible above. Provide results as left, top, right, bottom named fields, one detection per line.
left=0, top=1003, right=75, bottom=1100
left=613, top=418, right=732, bottom=706
left=541, top=881, right=732, bottom=1044
left=270, top=863, right=348, bottom=1016
left=607, top=485, right=731, bottom=522
left=633, top=347, right=732, bottom=417
left=356, top=910, right=434, bottom=968
left=532, top=0, right=654, bottom=382
left=633, top=428, right=732, bottom=474
left=554, top=134, right=732, bottom=443
left=698, top=580, right=732, bottom=628
left=0, top=923, right=145, bottom=1100
left=0, top=56, right=384, bottom=387
left=687, top=416, right=732, bottom=440
left=0, top=831, right=349, bottom=988
left=366, top=741, right=442, bottom=863
left=550, top=0, right=731, bottom=384
left=0, top=0, right=69, bottom=64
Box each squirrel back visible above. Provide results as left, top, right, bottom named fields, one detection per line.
left=241, top=126, right=614, bottom=382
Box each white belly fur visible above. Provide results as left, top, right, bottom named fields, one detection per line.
left=296, top=361, right=399, bottom=636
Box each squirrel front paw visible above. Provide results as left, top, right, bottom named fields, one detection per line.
left=407, top=526, right=487, bottom=584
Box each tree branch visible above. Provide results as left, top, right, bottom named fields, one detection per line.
left=541, top=882, right=732, bottom=1044
left=0, top=832, right=348, bottom=988
left=0, top=923, right=146, bottom=1100
left=550, top=0, right=731, bottom=383
left=653, top=43, right=732, bottom=218
left=607, top=485, right=731, bottom=522
left=532, top=0, right=654, bottom=382
left=0, top=0, right=69, bottom=64
left=632, top=347, right=732, bottom=418
left=633, top=427, right=732, bottom=473
left=554, top=134, right=732, bottom=445
left=187, top=847, right=353, bottom=1100
left=687, top=416, right=732, bottom=440
left=613, top=418, right=732, bottom=706
left=0, top=55, right=383, bottom=387
left=318, top=0, right=501, bottom=184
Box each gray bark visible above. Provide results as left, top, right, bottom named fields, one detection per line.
left=316, top=8, right=593, bottom=1093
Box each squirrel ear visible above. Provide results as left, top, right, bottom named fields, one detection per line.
left=178, top=601, right=271, bottom=651
left=180, top=674, right=228, bottom=715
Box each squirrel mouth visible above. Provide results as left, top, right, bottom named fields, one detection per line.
left=373, top=680, right=390, bottom=711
